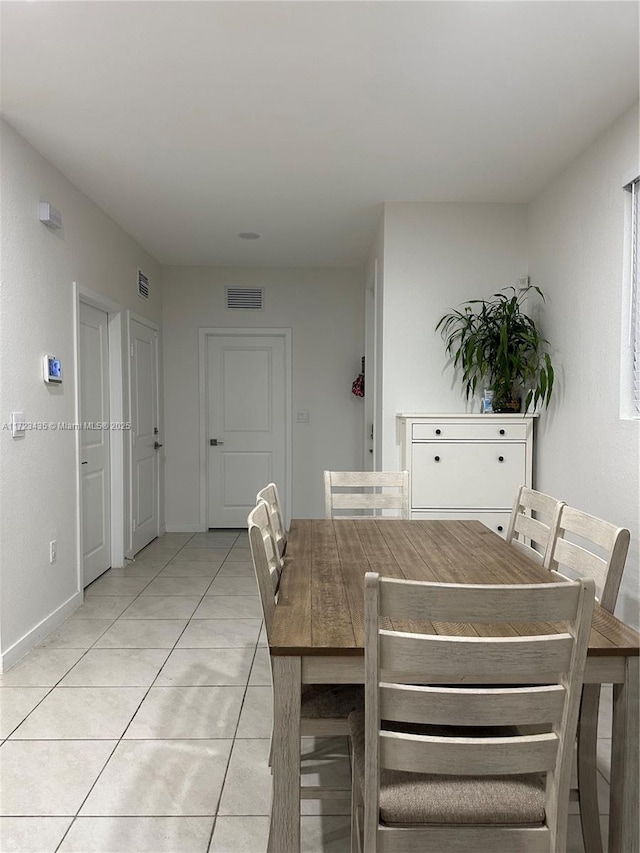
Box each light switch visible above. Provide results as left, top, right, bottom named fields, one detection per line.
left=11, top=412, right=25, bottom=438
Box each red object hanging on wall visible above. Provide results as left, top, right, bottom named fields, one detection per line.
left=352, top=357, right=365, bottom=397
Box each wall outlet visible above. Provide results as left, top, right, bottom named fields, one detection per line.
left=49, top=540, right=57, bottom=564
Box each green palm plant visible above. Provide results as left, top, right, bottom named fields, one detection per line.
left=435, top=285, right=555, bottom=413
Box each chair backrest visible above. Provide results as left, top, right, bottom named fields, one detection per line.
left=256, top=482, right=287, bottom=557
left=544, top=504, right=630, bottom=612
left=363, top=572, right=595, bottom=851
left=248, top=501, right=281, bottom=636
left=324, top=470, right=409, bottom=519
left=505, top=485, right=565, bottom=565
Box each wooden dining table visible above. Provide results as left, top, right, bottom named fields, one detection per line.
left=268, top=518, right=639, bottom=853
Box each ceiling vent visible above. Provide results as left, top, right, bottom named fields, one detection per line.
left=137, top=269, right=149, bottom=300
left=226, top=287, right=264, bottom=310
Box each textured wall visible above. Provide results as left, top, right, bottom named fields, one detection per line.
left=529, top=103, right=639, bottom=629
left=161, top=266, right=364, bottom=526
left=377, top=202, right=529, bottom=469
left=0, top=120, right=161, bottom=666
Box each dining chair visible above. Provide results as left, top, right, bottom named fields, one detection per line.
left=349, top=571, right=595, bottom=853
left=324, top=470, right=410, bottom=519
left=250, top=498, right=284, bottom=594
left=256, top=482, right=287, bottom=558
left=505, top=485, right=565, bottom=565
left=544, top=505, right=631, bottom=853
left=248, top=501, right=363, bottom=798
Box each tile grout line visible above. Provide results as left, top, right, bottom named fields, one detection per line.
left=52, top=737, right=123, bottom=853
left=50, top=530, right=232, bottom=852
left=2, top=530, right=261, bottom=852
left=206, top=620, right=263, bottom=853
left=96, top=536, right=232, bottom=739
left=51, top=533, right=200, bottom=853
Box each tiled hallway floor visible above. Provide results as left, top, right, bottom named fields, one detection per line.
left=1, top=532, right=612, bottom=852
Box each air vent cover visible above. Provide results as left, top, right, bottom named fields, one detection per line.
left=226, top=287, right=264, bottom=310
left=137, top=270, right=149, bottom=300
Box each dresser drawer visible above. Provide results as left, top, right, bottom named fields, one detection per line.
left=412, top=421, right=528, bottom=441
left=410, top=510, right=512, bottom=538
left=411, top=442, right=526, bottom=509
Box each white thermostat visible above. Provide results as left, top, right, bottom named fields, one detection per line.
left=43, top=355, right=62, bottom=384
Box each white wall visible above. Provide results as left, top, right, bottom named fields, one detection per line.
left=0, top=120, right=161, bottom=669
left=161, top=267, right=364, bottom=525
left=377, top=202, right=529, bottom=468
left=529, top=103, right=639, bottom=630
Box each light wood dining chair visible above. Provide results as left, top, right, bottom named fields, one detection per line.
left=248, top=502, right=363, bottom=799
left=251, top=498, right=284, bottom=594
left=256, top=482, right=287, bottom=558
left=324, top=470, right=409, bottom=519
left=505, top=485, right=565, bottom=565
left=349, top=572, right=595, bottom=853
left=544, top=505, right=631, bottom=853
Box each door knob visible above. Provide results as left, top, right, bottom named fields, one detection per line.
left=154, top=441, right=163, bottom=450
left=209, top=439, right=224, bottom=446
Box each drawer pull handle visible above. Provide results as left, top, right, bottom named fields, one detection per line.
left=435, top=428, right=441, bottom=435
left=499, top=429, right=505, bottom=435
left=497, top=525, right=504, bottom=532
left=434, top=456, right=441, bottom=462
left=498, top=455, right=504, bottom=462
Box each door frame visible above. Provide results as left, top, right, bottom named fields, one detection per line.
left=73, top=283, right=125, bottom=584
left=127, top=310, right=162, bottom=555
left=198, top=327, right=292, bottom=532
left=364, top=258, right=379, bottom=470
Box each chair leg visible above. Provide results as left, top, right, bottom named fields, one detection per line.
left=578, top=685, right=604, bottom=853
left=350, top=745, right=362, bottom=853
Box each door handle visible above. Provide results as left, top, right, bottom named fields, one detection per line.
left=81, top=461, right=88, bottom=465
left=209, top=439, right=224, bottom=446
left=154, top=441, right=163, bottom=450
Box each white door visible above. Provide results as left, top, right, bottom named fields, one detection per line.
left=80, top=302, right=111, bottom=586
left=130, top=317, right=160, bottom=553
left=207, top=334, right=286, bottom=528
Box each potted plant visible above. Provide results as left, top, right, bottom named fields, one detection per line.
left=435, top=284, right=555, bottom=413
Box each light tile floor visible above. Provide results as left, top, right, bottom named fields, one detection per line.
left=0, top=532, right=613, bottom=852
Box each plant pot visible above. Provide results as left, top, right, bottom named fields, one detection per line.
left=493, top=396, right=522, bottom=414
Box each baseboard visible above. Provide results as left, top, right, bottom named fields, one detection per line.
left=165, top=523, right=204, bottom=533
left=0, top=590, right=83, bottom=673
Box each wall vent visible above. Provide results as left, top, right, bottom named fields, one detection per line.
left=137, top=269, right=150, bottom=300
left=226, top=287, right=264, bottom=310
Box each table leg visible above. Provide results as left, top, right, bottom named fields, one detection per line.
left=609, top=657, right=639, bottom=853
left=268, top=655, right=301, bottom=853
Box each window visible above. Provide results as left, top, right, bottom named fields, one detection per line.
left=623, top=177, right=640, bottom=418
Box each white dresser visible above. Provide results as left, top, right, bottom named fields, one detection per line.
left=398, top=413, right=535, bottom=537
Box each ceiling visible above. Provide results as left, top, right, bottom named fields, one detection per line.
left=1, top=1, right=638, bottom=268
